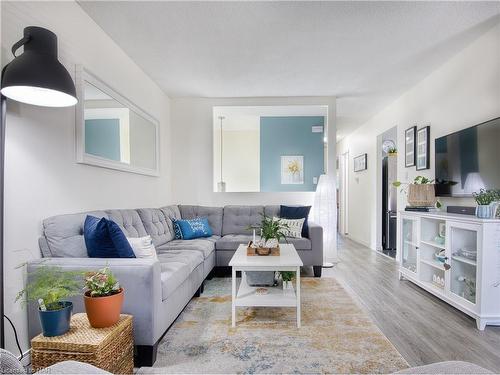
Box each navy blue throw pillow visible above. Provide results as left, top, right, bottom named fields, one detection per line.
left=84, top=215, right=135, bottom=258
left=280, top=205, right=311, bottom=238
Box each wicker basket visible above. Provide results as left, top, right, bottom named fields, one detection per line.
left=407, top=184, right=436, bottom=207
left=31, top=313, right=133, bottom=374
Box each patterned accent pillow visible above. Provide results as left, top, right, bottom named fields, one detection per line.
left=172, top=219, right=183, bottom=239
left=175, top=217, right=213, bottom=240
left=275, top=217, right=305, bottom=239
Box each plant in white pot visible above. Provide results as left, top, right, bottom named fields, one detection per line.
left=472, top=189, right=500, bottom=219
left=279, top=271, right=295, bottom=290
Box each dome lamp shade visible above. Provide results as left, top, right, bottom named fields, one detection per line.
left=0, top=26, right=77, bottom=107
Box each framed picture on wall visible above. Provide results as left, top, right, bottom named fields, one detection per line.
left=353, top=153, right=367, bottom=172
left=405, top=126, right=417, bottom=167
left=416, top=126, right=430, bottom=170
left=281, top=155, right=304, bottom=184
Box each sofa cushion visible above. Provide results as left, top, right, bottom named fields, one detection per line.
left=216, top=234, right=311, bottom=250
left=216, top=234, right=253, bottom=250
left=159, top=261, right=191, bottom=301
left=179, top=205, right=223, bottom=236
left=264, top=205, right=280, bottom=218
left=157, top=249, right=204, bottom=272
left=175, top=218, right=213, bottom=240
left=157, top=236, right=219, bottom=259
left=222, top=205, right=264, bottom=236
left=158, top=249, right=204, bottom=300
left=84, top=216, right=135, bottom=258
left=43, top=211, right=108, bottom=257
left=105, top=209, right=147, bottom=238
left=160, top=205, right=181, bottom=221
left=280, top=205, right=312, bottom=238
left=137, top=208, right=174, bottom=246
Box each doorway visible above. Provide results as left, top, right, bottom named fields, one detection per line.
left=376, top=127, right=398, bottom=258
left=338, top=151, right=349, bottom=236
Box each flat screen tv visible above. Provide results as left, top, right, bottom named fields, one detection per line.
left=435, top=117, right=500, bottom=197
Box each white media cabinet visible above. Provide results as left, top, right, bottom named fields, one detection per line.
left=398, top=210, right=500, bottom=330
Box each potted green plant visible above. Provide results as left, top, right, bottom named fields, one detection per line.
left=473, top=188, right=499, bottom=219
left=279, top=271, right=295, bottom=290
left=258, top=214, right=289, bottom=250
left=387, top=147, right=397, bottom=156
left=16, top=265, right=81, bottom=337
left=393, top=176, right=441, bottom=208
left=84, top=267, right=124, bottom=328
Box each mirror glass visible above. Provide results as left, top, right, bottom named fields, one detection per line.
left=77, top=69, right=159, bottom=176
left=213, top=105, right=327, bottom=192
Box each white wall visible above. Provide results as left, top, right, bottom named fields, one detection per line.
left=1, top=1, right=172, bottom=353
left=337, top=20, right=500, bottom=249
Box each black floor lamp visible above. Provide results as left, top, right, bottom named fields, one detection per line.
left=0, top=26, right=77, bottom=349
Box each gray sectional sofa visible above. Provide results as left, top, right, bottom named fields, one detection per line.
left=28, top=205, right=323, bottom=366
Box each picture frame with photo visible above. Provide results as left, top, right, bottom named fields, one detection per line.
left=354, top=153, right=367, bottom=172
left=416, top=125, right=430, bottom=170
left=405, top=126, right=416, bottom=167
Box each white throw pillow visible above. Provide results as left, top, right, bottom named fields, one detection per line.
left=127, top=235, right=158, bottom=260
left=274, top=217, right=305, bottom=239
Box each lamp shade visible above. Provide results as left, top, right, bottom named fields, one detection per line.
left=313, top=174, right=337, bottom=263
left=1, top=26, right=77, bottom=107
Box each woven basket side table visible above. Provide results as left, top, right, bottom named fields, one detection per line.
left=31, top=313, right=133, bottom=374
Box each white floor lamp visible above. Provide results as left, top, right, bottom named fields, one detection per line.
left=313, top=174, right=337, bottom=268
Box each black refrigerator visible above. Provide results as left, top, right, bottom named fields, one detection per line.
left=382, top=156, right=397, bottom=253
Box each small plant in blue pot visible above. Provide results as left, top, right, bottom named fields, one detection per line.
left=16, top=265, right=82, bottom=337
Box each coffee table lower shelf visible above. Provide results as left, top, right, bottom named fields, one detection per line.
left=235, top=277, right=297, bottom=307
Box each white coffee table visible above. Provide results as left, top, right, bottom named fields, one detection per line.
left=228, top=243, right=303, bottom=328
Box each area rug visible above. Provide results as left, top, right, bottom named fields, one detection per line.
left=139, top=277, right=409, bottom=374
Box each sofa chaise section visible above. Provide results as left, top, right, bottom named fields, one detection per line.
left=30, top=207, right=212, bottom=366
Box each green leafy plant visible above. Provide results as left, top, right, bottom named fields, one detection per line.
left=16, top=265, right=82, bottom=311
left=279, top=271, right=295, bottom=282
left=84, top=267, right=121, bottom=297
left=388, top=147, right=397, bottom=154
left=259, top=213, right=289, bottom=243
left=473, top=188, right=500, bottom=205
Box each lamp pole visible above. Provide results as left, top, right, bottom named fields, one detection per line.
left=0, top=92, right=5, bottom=349
left=0, top=26, right=78, bottom=350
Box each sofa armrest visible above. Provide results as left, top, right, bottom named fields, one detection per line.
left=27, top=258, right=161, bottom=346
left=308, top=221, right=323, bottom=264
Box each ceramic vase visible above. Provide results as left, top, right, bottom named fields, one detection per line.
left=476, top=205, right=492, bottom=219
left=84, top=288, right=124, bottom=328
left=39, top=301, right=73, bottom=337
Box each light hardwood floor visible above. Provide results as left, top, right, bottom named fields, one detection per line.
left=320, top=236, right=500, bottom=372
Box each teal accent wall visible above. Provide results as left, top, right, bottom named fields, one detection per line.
left=85, top=119, right=121, bottom=161
left=260, top=116, right=324, bottom=192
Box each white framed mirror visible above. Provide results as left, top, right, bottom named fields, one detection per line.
left=75, top=66, right=160, bottom=176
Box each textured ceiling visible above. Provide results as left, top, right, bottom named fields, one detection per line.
left=78, top=1, right=500, bottom=139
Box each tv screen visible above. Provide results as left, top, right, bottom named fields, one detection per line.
left=435, top=117, right=500, bottom=197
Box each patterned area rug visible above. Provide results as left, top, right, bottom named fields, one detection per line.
left=139, top=277, right=408, bottom=374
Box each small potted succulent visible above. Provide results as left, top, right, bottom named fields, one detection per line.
left=279, top=271, right=295, bottom=290
left=16, top=265, right=81, bottom=337
left=84, top=267, right=123, bottom=328
left=473, top=189, right=500, bottom=219
left=387, top=147, right=397, bottom=156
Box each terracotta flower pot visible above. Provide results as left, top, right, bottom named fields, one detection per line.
left=84, top=288, right=124, bottom=328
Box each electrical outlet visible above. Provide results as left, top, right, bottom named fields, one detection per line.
left=313, top=177, right=318, bottom=184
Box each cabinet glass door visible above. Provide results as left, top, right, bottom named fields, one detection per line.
left=401, top=217, right=418, bottom=273
left=448, top=223, right=479, bottom=305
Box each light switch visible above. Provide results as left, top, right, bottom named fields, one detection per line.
left=313, top=177, right=318, bottom=184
